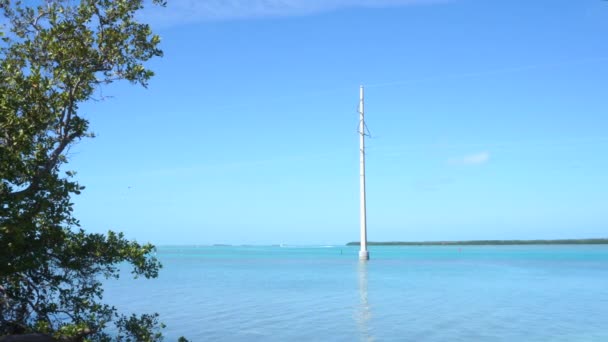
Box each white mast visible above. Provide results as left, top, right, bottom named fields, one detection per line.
left=359, top=85, right=369, bottom=261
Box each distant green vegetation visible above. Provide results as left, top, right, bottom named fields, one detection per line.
left=346, top=239, right=608, bottom=246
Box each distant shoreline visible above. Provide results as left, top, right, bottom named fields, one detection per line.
left=346, top=238, right=608, bottom=246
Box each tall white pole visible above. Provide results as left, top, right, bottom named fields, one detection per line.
left=359, top=85, right=369, bottom=261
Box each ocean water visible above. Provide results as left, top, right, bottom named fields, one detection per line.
left=103, top=245, right=608, bottom=341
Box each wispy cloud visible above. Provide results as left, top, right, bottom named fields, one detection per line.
left=449, top=151, right=490, bottom=166
left=143, top=0, right=450, bottom=27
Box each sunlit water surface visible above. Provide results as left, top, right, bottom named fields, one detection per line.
left=103, top=245, right=608, bottom=341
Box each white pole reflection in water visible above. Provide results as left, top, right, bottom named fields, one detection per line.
left=356, top=261, right=374, bottom=341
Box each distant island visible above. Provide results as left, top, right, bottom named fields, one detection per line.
left=346, top=238, right=608, bottom=246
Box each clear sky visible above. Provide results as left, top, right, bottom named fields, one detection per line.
left=70, top=0, right=608, bottom=245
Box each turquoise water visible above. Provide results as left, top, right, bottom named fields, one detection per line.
left=103, top=245, right=608, bottom=341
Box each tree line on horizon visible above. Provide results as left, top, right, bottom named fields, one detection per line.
left=346, top=238, right=608, bottom=246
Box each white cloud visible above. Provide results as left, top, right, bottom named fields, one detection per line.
left=143, top=0, right=450, bottom=26
left=449, top=151, right=490, bottom=166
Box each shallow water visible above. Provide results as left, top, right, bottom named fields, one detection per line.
left=103, top=245, right=608, bottom=341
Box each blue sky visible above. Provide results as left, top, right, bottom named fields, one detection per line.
left=70, top=0, right=608, bottom=245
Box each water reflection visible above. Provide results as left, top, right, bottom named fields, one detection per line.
left=356, top=261, right=374, bottom=341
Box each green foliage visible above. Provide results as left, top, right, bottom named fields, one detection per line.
left=0, top=0, right=179, bottom=340
left=115, top=313, right=165, bottom=342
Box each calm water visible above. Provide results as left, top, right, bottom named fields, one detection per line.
left=103, top=245, right=608, bottom=341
